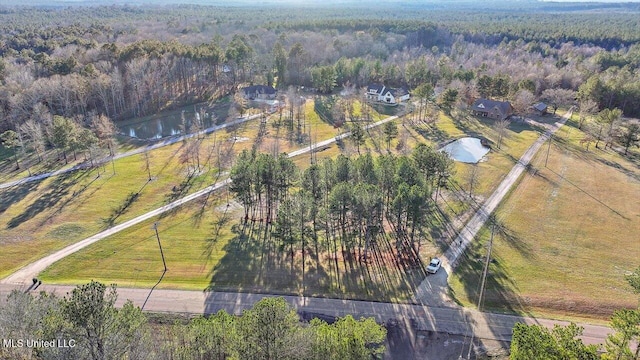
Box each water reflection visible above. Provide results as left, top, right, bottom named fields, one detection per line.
left=118, top=109, right=215, bottom=140
left=440, top=137, right=490, bottom=163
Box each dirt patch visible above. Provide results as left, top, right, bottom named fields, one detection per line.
left=214, top=200, right=243, bottom=213
left=0, top=234, right=35, bottom=245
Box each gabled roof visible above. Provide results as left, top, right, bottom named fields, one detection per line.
left=242, top=85, right=276, bottom=95
left=471, top=99, right=512, bottom=114
left=533, top=102, right=548, bottom=112
left=367, top=84, right=386, bottom=94
left=388, top=88, right=409, bottom=97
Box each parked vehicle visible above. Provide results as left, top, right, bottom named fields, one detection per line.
left=427, top=258, right=442, bottom=274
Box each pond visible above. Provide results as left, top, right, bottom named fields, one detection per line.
left=440, top=137, right=490, bottom=163
left=118, top=106, right=216, bottom=140
left=118, top=100, right=280, bottom=140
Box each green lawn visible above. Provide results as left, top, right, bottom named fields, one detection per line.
left=40, top=190, right=424, bottom=302
left=449, top=118, right=640, bottom=320
left=0, top=144, right=223, bottom=278
left=0, top=96, right=385, bottom=279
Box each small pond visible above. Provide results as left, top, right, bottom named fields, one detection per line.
left=440, top=137, right=490, bottom=163
left=118, top=107, right=216, bottom=140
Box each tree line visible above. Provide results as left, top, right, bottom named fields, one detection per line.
left=230, top=145, right=453, bottom=266
left=0, top=281, right=387, bottom=360
left=2, top=3, right=640, bottom=167
left=0, top=113, right=116, bottom=171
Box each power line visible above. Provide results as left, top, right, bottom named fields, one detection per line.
left=462, top=222, right=495, bottom=360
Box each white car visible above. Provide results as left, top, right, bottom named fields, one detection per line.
left=426, top=258, right=441, bottom=274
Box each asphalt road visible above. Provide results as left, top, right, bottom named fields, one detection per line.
left=0, top=283, right=612, bottom=346
left=0, top=114, right=399, bottom=285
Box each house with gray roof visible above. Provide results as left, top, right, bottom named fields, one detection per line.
left=471, top=99, right=513, bottom=120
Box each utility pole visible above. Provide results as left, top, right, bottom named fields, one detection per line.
left=545, top=132, right=552, bottom=167
left=152, top=222, right=167, bottom=272
left=465, top=223, right=495, bottom=360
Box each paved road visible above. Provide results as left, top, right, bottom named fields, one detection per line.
left=0, top=114, right=262, bottom=190
left=414, top=110, right=573, bottom=305
left=0, top=114, right=399, bottom=285
left=0, top=283, right=611, bottom=345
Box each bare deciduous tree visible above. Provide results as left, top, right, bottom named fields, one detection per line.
left=494, top=118, right=510, bottom=149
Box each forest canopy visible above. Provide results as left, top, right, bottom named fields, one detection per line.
left=0, top=3, right=639, bottom=136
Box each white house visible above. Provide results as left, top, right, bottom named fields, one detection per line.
left=365, top=84, right=410, bottom=105
left=241, top=85, right=277, bottom=100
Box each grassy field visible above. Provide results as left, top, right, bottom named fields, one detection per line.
left=40, top=188, right=425, bottom=302
left=0, top=144, right=223, bottom=278
left=37, top=103, right=432, bottom=300
left=449, top=116, right=640, bottom=320
left=36, top=105, right=544, bottom=300
left=16, top=100, right=623, bottom=319
left=0, top=97, right=384, bottom=279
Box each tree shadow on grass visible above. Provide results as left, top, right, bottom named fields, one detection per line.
left=162, top=173, right=196, bottom=207
left=546, top=167, right=629, bottom=220
left=6, top=170, right=87, bottom=229
left=202, top=200, right=233, bottom=261
left=313, top=96, right=338, bottom=126
left=0, top=181, right=40, bottom=215
left=450, top=229, right=535, bottom=315
left=41, top=168, right=104, bottom=227
left=412, top=123, right=450, bottom=145
left=204, top=218, right=425, bottom=311
left=101, top=191, right=141, bottom=229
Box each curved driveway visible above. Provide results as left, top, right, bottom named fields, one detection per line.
left=0, top=115, right=398, bottom=285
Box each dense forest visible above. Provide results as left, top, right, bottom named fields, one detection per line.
left=0, top=4, right=639, bottom=138
left=0, top=4, right=639, bottom=358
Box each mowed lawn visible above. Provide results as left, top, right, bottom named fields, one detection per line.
left=0, top=98, right=384, bottom=280
left=449, top=118, right=640, bottom=320
left=411, top=110, right=553, bottom=199
left=36, top=107, right=547, bottom=301
left=40, top=189, right=425, bottom=301
left=0, top=144, right=221, bottom=279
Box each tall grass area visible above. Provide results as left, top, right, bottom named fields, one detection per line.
left=449, top=118, right=640, bottom=319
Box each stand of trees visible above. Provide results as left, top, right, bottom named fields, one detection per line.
left=1, top=112, right=116, bottom=172
left=0, top=281, right=387, bottom=360
left=230, top=145, right=453, bottom=262
left=2, top=4, right=640, bottom=137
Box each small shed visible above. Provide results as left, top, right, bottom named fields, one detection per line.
left=532, top=102, right=548, bottom=115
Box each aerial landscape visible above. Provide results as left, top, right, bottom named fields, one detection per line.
left=0, top=0, right=638, bottom=359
